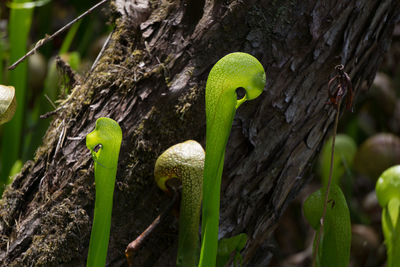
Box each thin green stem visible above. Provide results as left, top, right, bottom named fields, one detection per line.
left=312, top=99, right=341, bottom=266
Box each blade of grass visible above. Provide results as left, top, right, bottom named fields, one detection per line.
left=59, top=20, right=81, bottom=54
left=0, top=0, right=34, bottom=195
left=0, top=8, right=4, bottom=84
left=0, top=8, right=8, bottom=83
left=0, top=36, right=4, bottom=84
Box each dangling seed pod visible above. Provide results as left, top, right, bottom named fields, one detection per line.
left=0, top=85, right=17, bottom=125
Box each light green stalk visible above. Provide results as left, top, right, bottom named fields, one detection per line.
left=200, top=52, right=266, bottom=267
left=86, top=117, right=122, bottom=267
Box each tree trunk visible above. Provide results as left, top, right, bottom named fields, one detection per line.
left=0, top=0, right=399, bottom=266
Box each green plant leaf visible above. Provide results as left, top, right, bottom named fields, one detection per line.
left=216, top=233, right=247, bottom=267
left=303, top=184, right=351, bottom=267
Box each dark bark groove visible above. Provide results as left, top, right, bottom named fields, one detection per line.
left=0, top=0, right=399, bottom=266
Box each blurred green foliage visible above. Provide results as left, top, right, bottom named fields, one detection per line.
left=216, top=233, right=248, bottom=267
left=319, top=134, right=357, bottom=186
left=376, top=165, right=400, bottom=267
left=0, top=0, right=111, bottom=195
left=0, top=0, right=34, bottom=194
left=354, top=133, right=400, bottom=181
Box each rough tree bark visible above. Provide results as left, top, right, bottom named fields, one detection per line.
left=0, top=0, right=399, bottom=266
